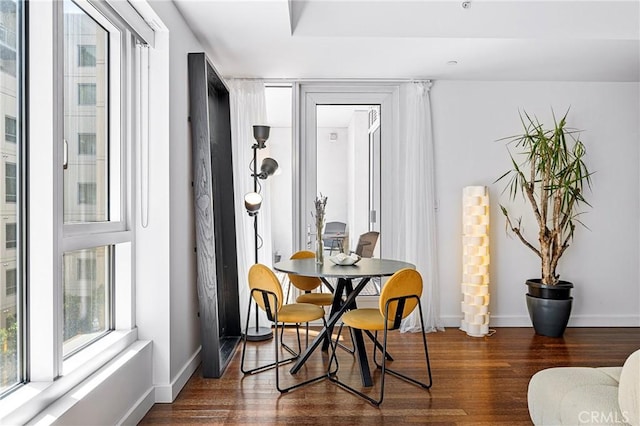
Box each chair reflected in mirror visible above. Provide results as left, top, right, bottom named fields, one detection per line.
left=323, top=221, right=347, bottom=255
left=353, top=231, right=379, bottom=258
left=352, top=231, right=381, bottom=294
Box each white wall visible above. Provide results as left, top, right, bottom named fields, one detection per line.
left=347, top=111, right=370, bottom=251
left=317, top=127, right=349, bottom=222
left=136, top=0, right=204, bottom=403
left=431, top=81, right=640, bottom=326
left=269, top=126, right=294, bottom=260
left=154, top=0, right=201, bottom=386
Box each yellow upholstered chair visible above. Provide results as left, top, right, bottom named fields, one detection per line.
left=287, top=250, right=354, bottom=352
left=240, top=264, right=330, bottom=393
left=328, top=268, right=432, bottom=406
left=289, top=250, right=334, bottom=306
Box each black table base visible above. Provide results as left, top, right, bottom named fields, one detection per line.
left=290, top=276, right=392, bottom=387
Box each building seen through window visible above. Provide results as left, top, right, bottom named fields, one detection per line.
left=62, top=0, right=110, bottom=357
left=5, top=115, right=15, bottom=143
left=0, top=0, right=19, bottom=395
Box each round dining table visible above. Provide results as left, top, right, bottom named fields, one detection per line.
left=274, top=257, right=415, bottom=387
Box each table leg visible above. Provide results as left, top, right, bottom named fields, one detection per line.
left=321, top=278, right=348, bottom=352
left=289, top=276, right=388, bottom=387
left=290, top=277, right=367, bottom=375
left=342, top=278, right=374, bottom=386
left=350, top=328, right=373, bottom=387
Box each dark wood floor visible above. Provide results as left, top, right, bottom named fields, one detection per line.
left=140, top=327, right=640, bottom=425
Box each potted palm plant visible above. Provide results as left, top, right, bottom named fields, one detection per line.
left=496, top=110, right=592, bottom=337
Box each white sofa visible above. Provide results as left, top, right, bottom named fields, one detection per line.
left=528, top=349, right=639, bottom=425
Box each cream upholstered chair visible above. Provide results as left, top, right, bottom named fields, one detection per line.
left=528, top=348, right=639, bottom=425
left=240, top=264, right=331, bottom=393
left=328, top=268, right=432, bottom=406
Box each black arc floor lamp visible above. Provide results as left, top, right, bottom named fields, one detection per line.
left=243, top=124, right=278, bottom=341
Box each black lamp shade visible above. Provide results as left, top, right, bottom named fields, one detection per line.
left=253, top=125, right=270, bottom=148
left=258, top=157, right=278, bottom=179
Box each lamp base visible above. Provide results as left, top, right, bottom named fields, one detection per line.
left=243, top=326, right=273, bottom=341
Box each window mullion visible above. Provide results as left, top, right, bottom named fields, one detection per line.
left=27, top=0, right=62, bottom=382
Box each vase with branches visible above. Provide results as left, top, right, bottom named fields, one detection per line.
left=312, top=194, right=327, bottom=264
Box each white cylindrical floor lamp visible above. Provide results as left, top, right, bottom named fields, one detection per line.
left=461, top=186, right=490, bottom=337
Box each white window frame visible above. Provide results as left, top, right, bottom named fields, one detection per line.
left=26, top=0, right=136, bottom=388
left=0, top=0, right=155, bottom=420
left=296, top=84, right=399, bottom=259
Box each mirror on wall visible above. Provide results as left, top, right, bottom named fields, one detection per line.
left=265, top=88, right=381, bottom=268
left=314, top=105, right=380, bottom=258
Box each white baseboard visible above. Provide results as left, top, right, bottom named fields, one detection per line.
left=567, top=315, right=640, bottom=327
left=25, top=340, right=153, bottom=426
left=154, top=346, right=202, bottom=403
left=118, top=386, right=155, bottom=426
left=440, top=314, right=640, bottom=328
left=287, top=313, right=639, bottom=329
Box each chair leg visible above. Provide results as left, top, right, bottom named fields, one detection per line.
left=241, top=299, right=297, bottom=375
left=372, top=305, right=433, bottom=390
left=327, top=322, right=344, bottom=376
left=330, top=305, right=433, bottom=406
left=328, top=324, right=384, bottom=407
left=276, top=318, right=331, bottom=393
left=334, top=322, right=355, bottom=355
left=279, top=323, right=301, bottom=357
left=367, top=330, right=393, bottom=361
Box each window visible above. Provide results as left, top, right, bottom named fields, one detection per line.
left=78, top=133, right=96, bottom=155
left=78, top=44, right=96, bottom=67
left=2, top=0, right=146, bottom=405
left=77, top=182, right=96, bottom=205
left=65, top=5, right=109, bottom=224
left=5, top=115, right=16, bottom=143
left=76, top=257, right=96, bottom=280
left=63, top=247, right=109, bottom=355
left=5, top=223, right=16, bottom=249
left=5, top=161, right=15, bottom=202
left=6, top=268, right=16, bottom=296
left=77, top=83, right=96, bottom=106
left=0, top=0, right=21, bottom=397
left=62, top=0, right=127, bottom=359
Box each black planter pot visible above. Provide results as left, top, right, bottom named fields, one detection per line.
left=525, top=279, right=573, bottom=337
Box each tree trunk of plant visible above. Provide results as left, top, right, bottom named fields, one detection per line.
left=540, top=232, right=552, bottom=284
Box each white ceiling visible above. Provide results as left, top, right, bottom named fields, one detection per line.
left=171, top=0, right=640, bottom=82
left=265, top=86, right=364, bottom=127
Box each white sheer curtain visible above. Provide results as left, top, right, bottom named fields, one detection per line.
left=393, top=81, right=444, bottom=333
left=228, top=79, right=274, bottom=329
